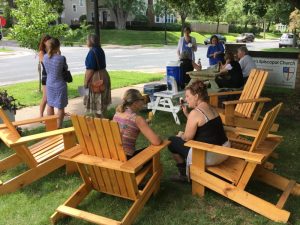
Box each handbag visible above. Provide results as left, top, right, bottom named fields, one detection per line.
left=88, top=50, right=105, bottom=93
left=62, top=56, right=73, bottom=83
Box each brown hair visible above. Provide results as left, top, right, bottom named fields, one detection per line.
left=47, top=38, right=60, bottom=58
left=224, top=52, right=234, bottom=62
left=38, top=34, right=51, bottom=52
left=185, top=80, right=208, bottom=102
left=87, top=34, right=100, bottom=48
left=116, top=89, right=144, bottom=113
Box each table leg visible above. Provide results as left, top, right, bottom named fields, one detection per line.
left=166, top=98, right=181, bottom=125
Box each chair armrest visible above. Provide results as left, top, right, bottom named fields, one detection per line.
left=0, top=115, right=58, bottom=129
left=208, top=90, right=242, bottom=97
left=10, top=127, right=75, bottom=146
left=121, top=140, right=170, bottom=172
left=184, top=140, right=264, bottom=164
left=223, top=97, right=271, bottom=106
left=224, top=126, right=281, bottom=138
left=59, top=146, right=135, bottom=173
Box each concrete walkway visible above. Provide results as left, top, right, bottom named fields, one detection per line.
left=15, top=83, right=147, bottom=129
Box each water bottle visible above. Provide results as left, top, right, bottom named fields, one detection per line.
left=198, top=58, right=201, bottom=66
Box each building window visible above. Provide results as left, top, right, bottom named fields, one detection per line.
left=72, top=4, right=77, bottom=12
left=79, top=0, right=84, bottom=6
left=155, top=16, right=159, bottom=23
left=91, top=12, right=94, bottom=21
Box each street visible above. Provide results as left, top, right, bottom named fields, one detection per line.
left=0, top=40, right=279, bottom=86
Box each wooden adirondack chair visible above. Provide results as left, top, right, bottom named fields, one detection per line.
left=0, top=108, right=76, bottom=194
left=185, top=103, right=300, bottom=223
left=51, top=115, right=170, bottom=225
left=208, top=69, right=278, bottom=131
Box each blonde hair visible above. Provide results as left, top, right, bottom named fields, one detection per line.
left=116, top=89, right=144, bottom=113
left=47, top=38, right=60, bottom=58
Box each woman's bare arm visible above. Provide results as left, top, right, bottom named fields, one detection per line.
left=136, top=116, right=162, bottom=145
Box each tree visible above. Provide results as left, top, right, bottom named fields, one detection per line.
left=10, top=0, right=67, bottom=50
left=45, top=0, right=64, bottom=24
left=104, top=0, right=146, bottom=29
left=289, top=8, right=300, bottom=46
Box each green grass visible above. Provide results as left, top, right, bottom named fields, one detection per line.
left=261, top=48, right=300, bottom=53
left=0, top=47, right=13, bottom=52
left=0, top=98, right=300, bottom=224
left=256, top=32, right=282, bottom=39
left=0, top=71, right=164, bottom=107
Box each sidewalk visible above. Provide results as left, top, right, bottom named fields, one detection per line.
left=15, top=83, right=146, bottom=129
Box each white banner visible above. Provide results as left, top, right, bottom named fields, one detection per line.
left=253, top=57, right=298, bottom=89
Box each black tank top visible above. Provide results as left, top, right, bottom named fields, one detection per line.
left=193, top=108, right=228, bottom=145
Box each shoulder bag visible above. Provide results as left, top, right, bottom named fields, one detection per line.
left=62, top=56, right=73, bottom=83
left=89, top=49, right=105, bottom=93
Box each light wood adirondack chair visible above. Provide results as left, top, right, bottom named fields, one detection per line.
left=51, top=115, right=170, bottom=225
left=208, top=69, right=278, bottom=131
left=0, top=108, right=76, bottom=194
left=185, top=103, right=300, bottom=223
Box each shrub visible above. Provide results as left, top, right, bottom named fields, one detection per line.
left=0, top=90, right=22, bottom=114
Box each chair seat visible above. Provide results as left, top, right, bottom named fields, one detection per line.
left=29, top=135, right=64, bottom=164
left=207, top=157, right=247, bottom=184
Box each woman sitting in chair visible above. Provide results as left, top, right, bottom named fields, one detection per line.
left=215, top=52, right=244, bottom=89
left=168, top=80, right=230, bottom=182
left=113, top=89, right=162, bottom=159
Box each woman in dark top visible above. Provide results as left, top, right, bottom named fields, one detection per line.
left=38, top=34, right=51, bottom=117
left=215, top=52, right=244, bottom=89
left=168, top=80, right=229, bottom=182
left=180, top=50, right=201, bottom=89
left=84, top=34, right=111, bottom=118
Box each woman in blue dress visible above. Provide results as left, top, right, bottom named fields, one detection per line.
left=206, top=35, right=225, bottom=66
left=43, top=38, right=68, bottom=128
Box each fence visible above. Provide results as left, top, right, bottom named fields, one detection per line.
left=190, top=22, right=229, bottom=33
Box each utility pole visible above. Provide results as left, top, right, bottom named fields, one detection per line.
left=94, top=0, right=100, bottom=45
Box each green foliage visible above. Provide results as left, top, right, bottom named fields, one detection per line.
left=10, top=0, right=67, bottom=50
left=63, top=21, right=91, bottom=44
left=289, top=8, right=300, bottom=32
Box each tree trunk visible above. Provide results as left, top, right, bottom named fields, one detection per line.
left=266, top=19, right=271, bottom=32
left=180, top=15, right=186, bottom=37
left=146, top=0, right=155, bottom=26
left=216, top=17, right=220, bottom=33
left=113, top=6, right=128, bottom=30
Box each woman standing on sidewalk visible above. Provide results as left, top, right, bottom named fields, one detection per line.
left=43, top=38, right=68, bottom=128
left=38, top=34, right=51, bottom=117
left=84, top=34, right=111, bottom=118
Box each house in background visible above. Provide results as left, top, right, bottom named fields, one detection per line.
left=61, top=0, right=87, bottom=25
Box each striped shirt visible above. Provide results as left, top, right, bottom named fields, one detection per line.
left=113, top=108, right=140, bottom=156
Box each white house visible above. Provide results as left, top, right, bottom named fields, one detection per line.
left=61, top=0, right=87, bottom=25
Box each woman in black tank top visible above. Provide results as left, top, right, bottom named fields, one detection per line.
left=168, top=80, right=228, bottom=182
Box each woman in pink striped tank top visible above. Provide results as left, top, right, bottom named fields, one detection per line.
left=113, top=89, right=162, bottom=158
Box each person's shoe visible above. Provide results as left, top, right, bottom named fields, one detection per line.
left=170, top=174, right=189, bottom=183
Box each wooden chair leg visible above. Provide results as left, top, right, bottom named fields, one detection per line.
left=194, top=170, right=290, bottom=223
left=0, top=156, right=64, bottom=195
left=122, top=169, right=161, bottom=225
left=254, top=166, right=300, bottom=196
left=50, top=183, right=93, bottom=224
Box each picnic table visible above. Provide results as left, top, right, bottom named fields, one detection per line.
left=186, top=66, right=220, bottom=90
left=147, top=90, right=184, bottom=125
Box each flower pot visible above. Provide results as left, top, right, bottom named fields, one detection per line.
left=0, top=110, right=15, bottom=123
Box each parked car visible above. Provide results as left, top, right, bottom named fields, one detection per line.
left=236, top=33, right=255, bottom=43
left=279, top=33, right=296, bottom=48
left=0, top=32, right=2, bottom=41
left=204, top=34, right=226, bottom=45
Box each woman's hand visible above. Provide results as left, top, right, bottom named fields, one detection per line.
left=177, top=131, right=184, bottom=138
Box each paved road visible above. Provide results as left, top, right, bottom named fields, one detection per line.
left=0, top=40, right=279, bottom=86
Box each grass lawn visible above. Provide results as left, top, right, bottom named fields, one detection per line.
left=261, top=47, right=300, bottom=53
left=0, top=47, right=13, bottom=52
left=0, top=88, right=300, bottom=225
left=0, top=71, right=164, bottom=107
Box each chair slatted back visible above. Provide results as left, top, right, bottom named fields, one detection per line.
left=0, top=108, right=37, bottom=168
left=249, top=103, right=282, bottom=152
left=235, top=69, right=268, bottom=118
left=71, top=115, right=138, bottom=200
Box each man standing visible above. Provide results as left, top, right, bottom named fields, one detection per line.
left=237, top=46, right=257, bottom=84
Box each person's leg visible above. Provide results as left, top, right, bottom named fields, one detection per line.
left=39, top=85, right=47, bottom=117
left=168, top=136, right=190, bottom=182
left=57, top=108, right=65, bottom=128
left=47, top=105, right=54, bottom=116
